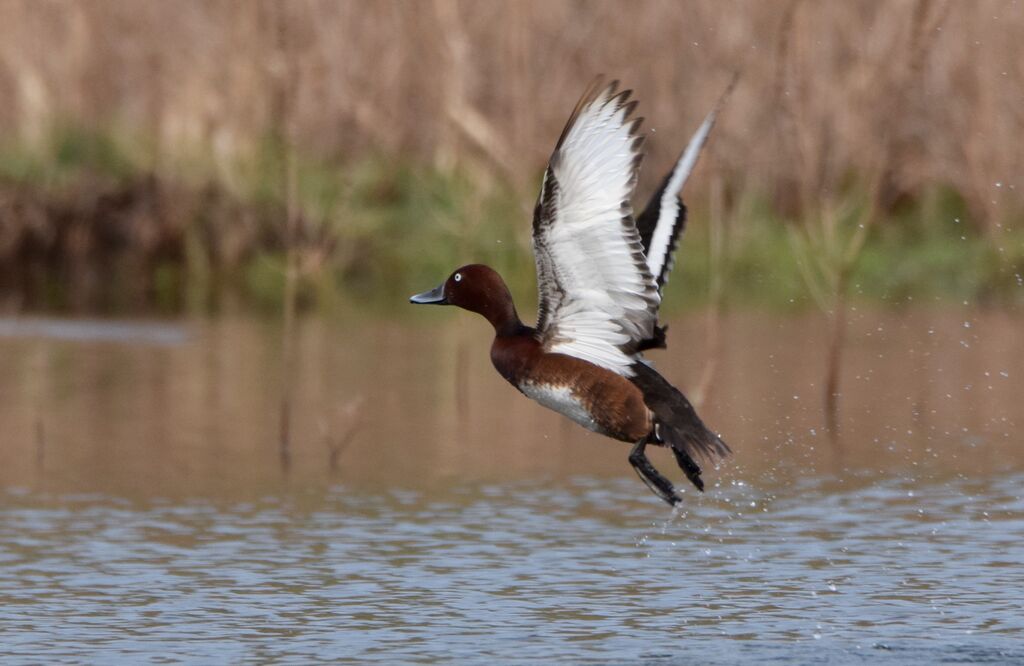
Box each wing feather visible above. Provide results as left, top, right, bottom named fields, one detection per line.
left=637, top=77, right=736, bottom=292
left=636, top=104, right=719, bottom=291
left=532, top=78, right=659, bottom=376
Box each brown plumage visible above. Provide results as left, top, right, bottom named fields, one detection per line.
left=411, top=79, right=731, bottom=506
left=492, top=336, right=652, bottom=443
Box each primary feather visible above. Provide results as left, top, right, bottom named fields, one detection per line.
left=635, top=104, right=720, bottom=291
left=532, top=78, right=659, bottom=377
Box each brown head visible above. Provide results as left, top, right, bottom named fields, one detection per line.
left=409, top=264, right=523, bottom=335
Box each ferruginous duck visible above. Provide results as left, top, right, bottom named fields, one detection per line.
left=411, top=78, right=730, bottom=506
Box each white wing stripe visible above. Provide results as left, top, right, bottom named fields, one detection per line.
left=532, top=81, right=659, bottom=376
left=646, top=107, right=717, bottom=281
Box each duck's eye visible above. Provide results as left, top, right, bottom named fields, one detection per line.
left=454, top=273, right=463, bottom=282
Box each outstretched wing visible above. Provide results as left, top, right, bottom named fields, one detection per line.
left=532, top=78, right=659, bottom=377
left=635, top=104, right=720, bottom=291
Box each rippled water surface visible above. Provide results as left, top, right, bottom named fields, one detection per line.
left=1, top=310, right=1023, bottom=663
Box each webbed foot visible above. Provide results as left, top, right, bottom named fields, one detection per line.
left=629, top=440, right=683, bottom=506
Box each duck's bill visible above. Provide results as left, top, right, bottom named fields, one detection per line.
left=409, top=283, right=447, bottom=305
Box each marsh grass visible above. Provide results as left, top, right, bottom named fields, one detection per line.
left=3, top=1, right=1021, bottom=229
left=0, top=124, right=1022, bottom=317
left=2, top=1, right=1023, bottom=316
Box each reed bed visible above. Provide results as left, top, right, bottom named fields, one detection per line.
left=0, top=0, right=1021, bottom=313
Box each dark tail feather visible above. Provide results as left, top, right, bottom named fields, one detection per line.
left=659, top=418, right=728, bottom=491
left=658, top=407, right=730, bottom=467
left=630, top=362, right=731, bottom=491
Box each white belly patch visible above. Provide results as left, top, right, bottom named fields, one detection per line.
left=518, top=381, right=600, bottom=433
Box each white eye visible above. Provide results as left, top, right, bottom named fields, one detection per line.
left=454, top=273, right=462, bottom=282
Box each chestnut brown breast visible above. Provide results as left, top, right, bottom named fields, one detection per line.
left=490, top=335, right=652, bottom=442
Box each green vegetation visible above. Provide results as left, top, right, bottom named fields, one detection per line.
left=0, top=127, right=1021, bottom=316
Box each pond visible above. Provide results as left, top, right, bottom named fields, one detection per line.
left=1, top=309, right=1022, bottom=663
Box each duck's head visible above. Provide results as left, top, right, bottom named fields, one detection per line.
left=410, top=264, right=521, bottom=333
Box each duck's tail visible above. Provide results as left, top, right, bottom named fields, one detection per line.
left=629, top=362, right=731, bottom=491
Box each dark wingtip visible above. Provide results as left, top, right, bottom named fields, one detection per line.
left=621, top=98, right=639, bottom=119
left=555, top=76, right=645, bottom=152
left=554, top=75, right=608, bottom=150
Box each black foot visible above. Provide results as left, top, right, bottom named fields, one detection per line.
left=629, top=440, right=683, bottom=507
left=671, top=446, right=705, bottom=492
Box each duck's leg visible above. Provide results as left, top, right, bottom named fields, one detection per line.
left=629, top=440, right=683, bottom=506
left=670, top=446, right=705, bottom=492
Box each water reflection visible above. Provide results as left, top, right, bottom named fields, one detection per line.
left=0, top=309, right=1022, bottom=662
left=1, top=309, right=1021, bottom=497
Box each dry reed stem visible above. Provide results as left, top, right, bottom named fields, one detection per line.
left=270, top=1, right=301, bottom=472
left=689, top=76, right=738, bottom=408
left=323, top=397, right=364, bottom=472
left=776, top=0, right=949, bottom=442
left=34, top=418, right=45, bottom=470
left=0, top=1, right=1018, bottom=229
left=691, top=174, right=726, bottom=409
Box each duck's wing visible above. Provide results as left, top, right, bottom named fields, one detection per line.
left=532, top=78, right=659, bottom=377
left=635, top=104, right=720, bottom=291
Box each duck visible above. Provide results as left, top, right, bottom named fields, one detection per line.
left=411, top=77, right=730, bottom=506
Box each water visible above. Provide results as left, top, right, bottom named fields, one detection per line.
left=1, top=309, right=1023, bottom=663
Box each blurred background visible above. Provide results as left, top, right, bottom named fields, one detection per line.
left=0, top=0, right=1021, bottom=314
left=0, top=0, right=1022, bottom=493
left=0, top=0, right=1022, bottom=487
left=2, top=2, right=1024, bottom=661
